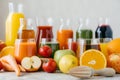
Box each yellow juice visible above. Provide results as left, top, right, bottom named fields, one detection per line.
left=6, top=12, right=24, bottom=46
left=100, top=43, right=108, bottom=59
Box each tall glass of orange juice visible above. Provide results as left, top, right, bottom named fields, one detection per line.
left=99, top=38, right=112, bottom=59
left=57, top=18, right=73, bottom=49
left=14, top=39, right=36, bottom=63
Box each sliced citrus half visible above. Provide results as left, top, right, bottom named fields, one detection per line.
left=80, top=49, right=107, bottom=70
left=0, top=46, right=14, bottom=57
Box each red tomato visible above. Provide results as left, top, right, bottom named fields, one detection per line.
left=38, top=45, right=52, bottom=58
left=42, top=58, right=57, bottom=73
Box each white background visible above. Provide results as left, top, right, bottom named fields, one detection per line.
left=0, top=0, right=120, bottom=41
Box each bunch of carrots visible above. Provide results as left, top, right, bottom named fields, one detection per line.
left=0, top=55, right=25, bottom=76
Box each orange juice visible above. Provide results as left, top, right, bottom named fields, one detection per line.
left=5, top=3, right=25, bottom=46
left=100, top=43, right=108, bottom=59
left=14, top=39, right=36, bottom=63
left=57, top=29, right=73, bottom=49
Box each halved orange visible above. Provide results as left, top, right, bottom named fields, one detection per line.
left=0, top=46, right=14, bottom=57
left=80, top=49, right=107, bottom=70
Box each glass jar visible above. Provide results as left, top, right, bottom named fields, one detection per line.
left=35, top=17, right=54, bottom=52
left=14, top=39, right=36, bottom=63
left=17, top=18, right=35, bottom=39
left=39, top=38, right=59, bottom=58
left=57, top=18, right=73, bottom=49
left=95, top=18, right=113, bottom=39
left=76, top=18, right=93, bottom=41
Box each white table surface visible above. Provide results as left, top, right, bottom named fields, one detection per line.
left=0, top=71, right=120, bottom=80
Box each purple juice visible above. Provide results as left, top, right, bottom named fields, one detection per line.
left=95, top=24, right=113, bottom=39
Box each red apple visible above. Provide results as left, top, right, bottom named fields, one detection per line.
left=0, top=61, right=3, bottom=70
left=42, top=58, right=57, bottom=73
left=108, top=53, right=120, bottom=73
left=0, top=40, right=6, bottom=51
left=38, top=45, right=52, bottom=58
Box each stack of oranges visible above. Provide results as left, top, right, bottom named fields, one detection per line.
left=107, top=38, right=120, bottom=73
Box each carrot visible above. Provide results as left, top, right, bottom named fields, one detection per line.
left=1, top=60, right=14, bottom=71
left=18, top=64, right=26, bottom=72
left=0, top=55, right=20, bottom=76
left=1, top=61, right=26, bottom=72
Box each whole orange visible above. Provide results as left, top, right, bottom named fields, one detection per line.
left=107, top=53, right=120, bottom=73
left=107, top=38, right=120, bottom=55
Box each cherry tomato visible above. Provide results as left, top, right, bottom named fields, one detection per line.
left=38, top=45, right=52, bottom=58
left=42, top=58, right=57, bottom=73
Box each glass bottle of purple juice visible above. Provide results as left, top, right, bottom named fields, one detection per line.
left=95, top=18, right=113, bottom=41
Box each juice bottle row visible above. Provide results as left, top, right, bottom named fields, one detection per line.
left=5, top=2, right=113, bottom=63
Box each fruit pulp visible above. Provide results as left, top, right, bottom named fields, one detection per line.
left=14, top=39, right=36, bottom=63
left=6, top=13, right=24, bottom=46
left=95, top=24, right=113, bottom=38
left=57, top=29, right=73, bottom=49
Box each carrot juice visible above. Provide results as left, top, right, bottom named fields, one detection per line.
left=57, top=29, right=73, bottom=49
left=14, top=39, right=36, bottom=63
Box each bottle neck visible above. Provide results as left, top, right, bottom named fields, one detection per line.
left=18, top=3, right=23, bottom=13
left=8, top=2, right=14, bottom=13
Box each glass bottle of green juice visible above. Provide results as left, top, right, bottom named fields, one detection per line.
left=76, top=18, right=93, bottom=40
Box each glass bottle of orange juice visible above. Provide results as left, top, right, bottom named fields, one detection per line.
left=57, top=18, right=73, bottom=49
left=5, top=2, right=25, bottom=46
left=17, top=18, right=35, bottom=39
left=15, top=18, right=36, bottom=63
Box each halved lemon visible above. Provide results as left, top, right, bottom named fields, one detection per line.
left=80, top=49, right=107, bottom=70
left=0, top=46, right=14, bottom=57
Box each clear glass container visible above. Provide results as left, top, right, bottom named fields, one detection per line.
left=76, top=18, right=93, bottom=41
left=57, top=18, right=73, bottom=49
left=14, top=39, right=36, bottom=63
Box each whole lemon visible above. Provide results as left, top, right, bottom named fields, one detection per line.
left=59, top=54, right=78, bottom=73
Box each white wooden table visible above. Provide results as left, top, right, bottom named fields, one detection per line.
left=0, top=71, right=120, bottom=80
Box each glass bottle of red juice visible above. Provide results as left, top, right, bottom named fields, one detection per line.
left=36, top=17, right=53, bottom=52
left=95, top=18, right=113, bottom=41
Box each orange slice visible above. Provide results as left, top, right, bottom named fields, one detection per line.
left=80, top=49, right=107, bottom=70
left=0, top=46, right=14, bottom=57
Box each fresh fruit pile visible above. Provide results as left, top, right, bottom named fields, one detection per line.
left=1, top=38, right=120, bottom=77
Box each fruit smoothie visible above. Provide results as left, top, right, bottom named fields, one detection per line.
left=14, top=39, right=36, bottom=63
left=57, top=29, right=73, bottom=49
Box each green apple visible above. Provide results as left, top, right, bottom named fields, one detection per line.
left=54, top=49, right=75, bottom=66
